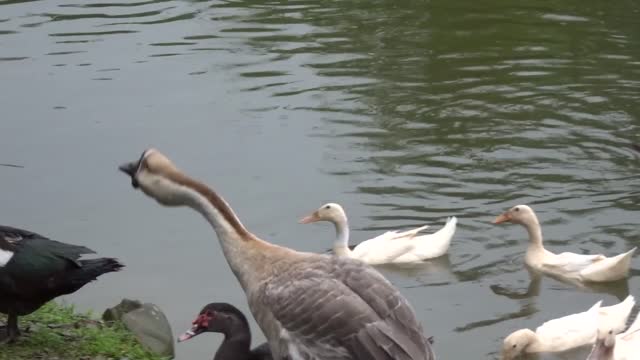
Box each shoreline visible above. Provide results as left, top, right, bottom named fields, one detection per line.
left=0, top=302, right=169, bottom=360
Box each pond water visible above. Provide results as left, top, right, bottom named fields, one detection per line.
left=1, top=0, right=639, bottom=359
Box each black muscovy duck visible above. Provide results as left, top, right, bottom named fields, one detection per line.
left=178, top=302, right=273, bottom=360
left=0, top=225, right=124, bottom=342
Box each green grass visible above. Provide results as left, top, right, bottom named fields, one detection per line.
left=0, top=302, right=169, bottom=360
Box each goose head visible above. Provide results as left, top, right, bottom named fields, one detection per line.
left=493, top=204, right=539, bottom=227
left=119, top=148, right=195, bottom=207
left=299, top=202, right=347, bottom=225
left=178, top=303, right=249, bottom=343
left=500, top=329, right=536, bottom=360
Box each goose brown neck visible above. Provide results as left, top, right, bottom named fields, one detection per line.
left=165, top=169, right=251, bottom=240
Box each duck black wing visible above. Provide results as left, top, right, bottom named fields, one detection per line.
left=0, top=225, right=94, bottom=260
left=0, top=225, right=49, bottom=242
left=0, top=230, right=122, bottom=315
left=4, top=236, right=96, bottom=281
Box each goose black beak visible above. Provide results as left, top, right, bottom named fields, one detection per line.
left=118, top=161, right=137, bottom=177
left=118, top=161, right=140, bottom=188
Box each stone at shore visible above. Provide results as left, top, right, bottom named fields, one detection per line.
left=103, top=299, right=175, bottom=358
left=102, top=299, right=142, bottom=322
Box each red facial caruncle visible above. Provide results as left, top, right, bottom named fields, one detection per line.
left=193, top=311, right=213, bottom=329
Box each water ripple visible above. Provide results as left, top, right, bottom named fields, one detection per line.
left=1, top=0, right=639, bottom=359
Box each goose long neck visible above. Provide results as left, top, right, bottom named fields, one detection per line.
left=332, top=215, right=351, bottom=256
left=175, top=173, right=265, bottom=290
left=178, top=178, right=249, bottom=240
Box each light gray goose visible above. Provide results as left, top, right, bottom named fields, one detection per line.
left=119, top=148, right=435, bottom=360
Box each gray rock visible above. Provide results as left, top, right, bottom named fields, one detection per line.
left=102, top=299, right=143, bottom=322
left=122, top=303, right=174, bottom=358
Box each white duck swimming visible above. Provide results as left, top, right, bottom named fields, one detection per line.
left=501, top=295, right=635, bottom=360
left=299, top=202, right=457, bottom=265
left=493, top=205, right=636, bottom=282
left=587, top=308, right=640, bottom=360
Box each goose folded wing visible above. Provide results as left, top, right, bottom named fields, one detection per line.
left=263, top=258, right=433, bottom=360
left=336, top=258, right=434, bottom=356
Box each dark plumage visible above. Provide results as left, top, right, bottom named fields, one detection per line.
left=178, top=302, right=273, bottom=360
left=0, top=225, right=123, bottom=342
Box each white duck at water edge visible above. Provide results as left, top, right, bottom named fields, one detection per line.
left=493, top=204, right=636, bottom=283
left=299, top=202, right=457, bottom=265
left=501, top=295, right=635, bottom=360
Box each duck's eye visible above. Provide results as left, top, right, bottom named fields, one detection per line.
left=609, top=330, right=613, bottom=335
left=512, top=344, right=517, bottom=349
left=514, top=207, right=520, bottom=212
left=325, top=205, right=331, bottom=209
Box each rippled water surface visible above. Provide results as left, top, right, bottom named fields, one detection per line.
left=1, top=0, right=640, bottom=359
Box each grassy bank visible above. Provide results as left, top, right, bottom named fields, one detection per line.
left=0, top=302, right=168, bottom=360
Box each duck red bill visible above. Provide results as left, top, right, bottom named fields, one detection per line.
left=177, top=329, right=197, bottom=343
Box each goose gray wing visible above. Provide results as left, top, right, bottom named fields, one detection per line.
left=336, top=257, right=435, bottom=359
left=261, top=255, right=434, bottom=360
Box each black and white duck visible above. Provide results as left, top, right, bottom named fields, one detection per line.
left=0, top=225, right=124, bottom=342
left=178, top=302, right=272, bottom=360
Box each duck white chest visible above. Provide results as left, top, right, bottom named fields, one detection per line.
left=0, top=248, right=15, bottom=267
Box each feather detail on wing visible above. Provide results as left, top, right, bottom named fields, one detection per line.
left=541, top=252, right=605, bottom=274
left=535, top=301, right=601, bottom=352
left=352, top=240, right=416, bottom=265
left=0, top=225, right=48, bottom=242
left=384, top=225, right=430, bottom=241
left=260, top=256, right=433, bottom=360
left=598, top=295, right=635, bottom=333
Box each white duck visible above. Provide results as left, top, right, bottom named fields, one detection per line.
left=299, top=202, right=457, bottom=265
left=493, top=205, right=636, bottom=282
left=587, top=309, right=640, bottom=360
left=501, top=295, right=635, bottom=360
left=119, top=149, right=435, bottom=360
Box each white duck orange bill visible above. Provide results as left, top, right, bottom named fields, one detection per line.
left=492, top=212, right=512, bottom=224
left=299, top=212, right=320, bottom=224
